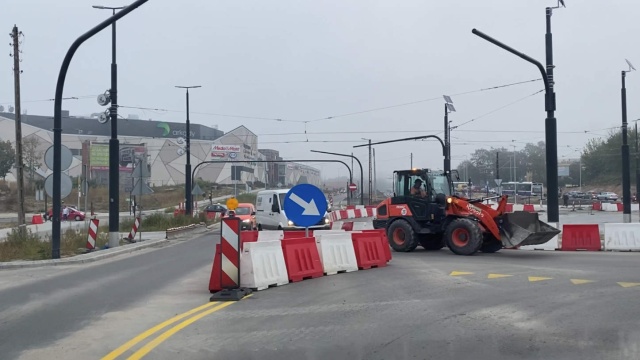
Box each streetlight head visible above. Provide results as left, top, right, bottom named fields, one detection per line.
left=626, top=59, right=636, bottom=72
left=559, top=0, right=566, bottom=8
left=92, top=5, right=106, bottom=9
left=443, top=95, right=453, bottom=104
left=175, top=85, right=202, bottom=89
left=445, top=103, right=456, bottom=112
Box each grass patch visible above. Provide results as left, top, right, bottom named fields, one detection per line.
left=235, top=192, right=257, bottom=204
left=0, top=226, right=110, bottom=262
left=119, top=213, right=208, bottom=232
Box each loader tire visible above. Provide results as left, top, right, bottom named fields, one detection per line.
left=445, top=218, right=483, bottom=256
left=480, top=239, right=503, bottom=253
left=418, top=234, right=445, bottom=250
left=387, top=220, right=418, bottom=252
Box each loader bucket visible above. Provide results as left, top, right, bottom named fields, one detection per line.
left=498, top=211, right=561, bottom=248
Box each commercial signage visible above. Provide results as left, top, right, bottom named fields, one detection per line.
left=211, top=152, right=226, bottom=158
left=90, top=143, right=146, bottom=172
left=211, top=145, right=241, bottom=153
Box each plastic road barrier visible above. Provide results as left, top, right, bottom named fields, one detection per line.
left=31, top=214, right=44, bottom=224
left=604, top=223, right=640, bottom=251
left=280, top=237, right=324, bottom=282
left=127, top=217, right=140, bottom=241
left=257, top=230, right=283, bottom=241
left=240, top=240, right=289, bottom=290
left=282, top=230, right=314, bottom=239
left=361, top=229, right=392, bottom=262
left=351, top=232, right=387, bottom=270
left=523, top=204, right=535, bottom=213
left=505, top=203, right=514, bottom=213
left=86, top=218, right=99, bottom=250
left=315, top=233, right=359, bottom=275
left=560, top=224, right=601, bottom=251
left=592, top=202, right=602, bottom=211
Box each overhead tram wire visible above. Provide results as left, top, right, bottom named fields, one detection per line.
left=113, top=78, right=543, bottom=125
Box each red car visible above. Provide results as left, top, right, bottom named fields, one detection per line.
left=45, top=206, right=86, bottom=221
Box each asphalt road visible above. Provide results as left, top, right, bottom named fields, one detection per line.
left=3, top=219, right=640, bottom=359
left=0, top=232, right=218, bottom=360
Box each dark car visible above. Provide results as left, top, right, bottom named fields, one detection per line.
left=205, top=204, right=227, bottom=215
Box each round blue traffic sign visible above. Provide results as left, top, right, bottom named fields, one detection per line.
left=283, top=184, right=328, bottom=227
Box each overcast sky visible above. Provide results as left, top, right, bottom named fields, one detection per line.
left=3, top=0, right=640, bottom=182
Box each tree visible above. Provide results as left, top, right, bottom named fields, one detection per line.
left=22, top=136, right=43, bottom=190
left=0, top=140, right=15, bottom=180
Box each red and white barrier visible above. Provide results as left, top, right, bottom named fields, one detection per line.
left=560, top=224, right=601, bottom=251
left=604, top=223, right=640, bottom=251
left=315, top=232, right=359, bottom=275
left=330, top=206, right=377, bottom=222
left=240, top=240, right=289, bottom=290
left=127, top=217, right=140, bottom=241
left=220, top=217, right=241, bottom=289
left=86, top=218, right=99, bottom=250
left=220, top=227, right=391, bottom=292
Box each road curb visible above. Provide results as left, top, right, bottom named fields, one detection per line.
left=0, top=238, right=170, bottom=270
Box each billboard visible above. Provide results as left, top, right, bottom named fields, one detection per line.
left=90, top=143, right=146, bottom=172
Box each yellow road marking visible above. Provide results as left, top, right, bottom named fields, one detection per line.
left=487, top=273, right=513, bottom=279
left=127, top=301, right=237, bottom=360
left=570, top=279, right=595, bottom=285
left=101, top=302, right=220, bottom=360
left=450, top=271, right=474, bottom=276
left=528, top=276, right=553, bottom=282
left=618, top=282, right=640, bottom=288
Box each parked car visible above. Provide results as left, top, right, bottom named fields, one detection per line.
left=223, top=203, right=256, bottom=230
left=45, top=206, right=85, bottom=221
left=597, top=192, right=619, bottom=201
left=205, top=203, right=227, bottom=215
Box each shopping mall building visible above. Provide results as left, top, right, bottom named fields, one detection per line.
left=0, top=111, right=321, bottom=191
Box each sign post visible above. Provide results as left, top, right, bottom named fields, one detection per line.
left=210, top=198, right=252, bottom=301
left=283, top=184, right=328, bottom=238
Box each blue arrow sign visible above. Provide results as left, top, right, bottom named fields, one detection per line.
left=283, top=184, right=327, bottom=227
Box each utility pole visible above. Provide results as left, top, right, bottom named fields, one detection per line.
left=93, top=5, right=126, bottom=248
left=621, top=61, right=634, bottom=223
left=410, top=152, right=413, bottom=168
left=635, top=120, right=639, bottom=220
left=373, top=148, right=377, bottom=202
left=175, top=85, right=201, bottom=216
left=443, top=96, right=455, bottom=174
left=11, top=25, right=26, bottom=232
left=368, top=139, right=372, bottom=205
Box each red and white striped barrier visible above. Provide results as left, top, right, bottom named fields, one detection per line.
left=330, top=206, right=377, bottom=222
left=220, top=217, right=241, bottom=289
left=127, top=217, right=140, bottom=241
left=86, top=218, right=99, bottom=250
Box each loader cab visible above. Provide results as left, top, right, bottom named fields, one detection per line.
left=393, top=169, right=452, bottom=203
left=391, top=169, right=452, bottom=225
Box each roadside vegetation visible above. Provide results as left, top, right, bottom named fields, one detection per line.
left=0, top=227, right=110, bottom=262
left=0, top=180, right=236, bottom=213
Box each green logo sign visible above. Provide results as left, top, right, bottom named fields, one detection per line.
left=157, top=122, right=170, bottom=136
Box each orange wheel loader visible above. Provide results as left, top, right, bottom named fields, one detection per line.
left=372, top=169, right=560, bottom=255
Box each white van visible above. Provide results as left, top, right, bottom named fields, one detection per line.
left=255, top=189, right=330, bottom=230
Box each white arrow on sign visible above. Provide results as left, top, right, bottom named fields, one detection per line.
left=289, top=193, right=320, bottom=216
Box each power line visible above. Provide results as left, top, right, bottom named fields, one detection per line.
left=305, top=78, right=542, bottom=123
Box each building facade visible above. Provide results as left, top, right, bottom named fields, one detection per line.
left=0, top=112, right=321, bottom=190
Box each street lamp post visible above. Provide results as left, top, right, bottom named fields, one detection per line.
left=634, top=119, right=640, bottom=218
left=310, top=150, right=364, bottom=205
left=93, top=4, right=126, bottom=248
left=621, top=61, right=635, bottom=223
left=175, top=85, right=201, bottom=216
left=472, top=1, right=564, bottom=223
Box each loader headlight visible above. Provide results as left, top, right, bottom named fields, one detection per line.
left=446, top=197, right=453, bottom=204
left=242, top=219, right=251, bottom=223
left=288, top=220, right=294, bottom=226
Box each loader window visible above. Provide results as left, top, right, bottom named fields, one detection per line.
left=430, top=175, right=451, bottom=197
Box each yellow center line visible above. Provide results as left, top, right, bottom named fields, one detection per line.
left=127, top=300, right=239, bottom=360
left=101, top=302, right=220, bottom=360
